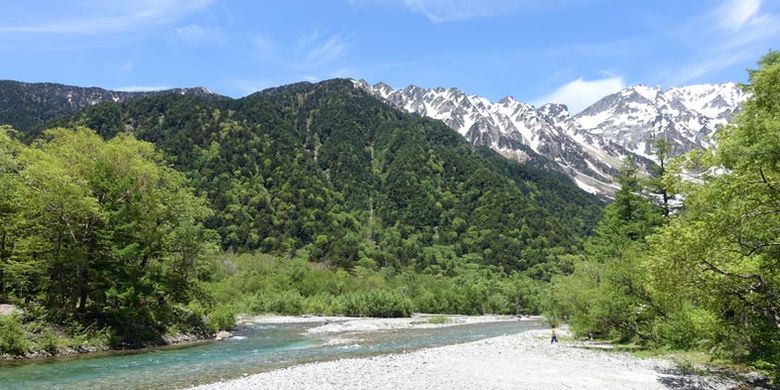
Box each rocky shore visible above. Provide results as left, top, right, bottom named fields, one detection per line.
left=193, top=326, right=747, bottom=390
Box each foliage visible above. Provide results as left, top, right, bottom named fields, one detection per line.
left=339, top=290, right=412, bottom=317
left=0, top=315, right=28, bottom=355
left=551, top=157, right=663, bottom=341
left=55, top=80, right=601, bottom=273
left=553, top=52, right=780, bottom=381
left=648, top=50, right=780, bottom=379
left=0, top=79, right=604, bottom=355
left=424, top=315, right=449, bottom=324
left=0, top=126, right=217, bottom=344
left=199, top=252, right=550, bottom=318
left=207, top=306, right=237, bottom=332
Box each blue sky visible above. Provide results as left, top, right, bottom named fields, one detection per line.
left=0, top=0, right=778, bottom=113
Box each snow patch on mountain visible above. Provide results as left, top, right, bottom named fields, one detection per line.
left=354, top=79, right=748, bottom=198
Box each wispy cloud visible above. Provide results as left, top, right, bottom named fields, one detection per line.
left=665, top=0, right=780, bottom=84
left=712, top=0, right=762, bottom=32
left=399, top=0, right=513, bottom=22
left=175, top=24, right=225, bottom=45
left=349, top=0, right=598, bottom=23
left=250, top=30, right=350, bottom=69
left=533, top=76, right=624, bottom=114
left=304, top=33, right=350, bottom=66
left=0, top=0, right=215, bottom=35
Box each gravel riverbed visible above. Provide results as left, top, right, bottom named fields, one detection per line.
left=192, top=325, right=743, bottom=389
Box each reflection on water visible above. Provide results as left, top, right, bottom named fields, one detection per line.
left=0, top=319, right=543, bottom=390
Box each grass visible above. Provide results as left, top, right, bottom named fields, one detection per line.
left=424, top=315, right=450, bottom=324
left=629, top=348, right=760, bottom=378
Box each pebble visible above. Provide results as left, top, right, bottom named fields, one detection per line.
left=191, top=327, right=741, bottom=390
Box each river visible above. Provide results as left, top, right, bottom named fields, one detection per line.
left=0, top=318, right=544, bottom=389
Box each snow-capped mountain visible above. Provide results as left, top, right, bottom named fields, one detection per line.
left=354, top=80, right=747, bottom=197
left=576, top=83, right=746, bottom=161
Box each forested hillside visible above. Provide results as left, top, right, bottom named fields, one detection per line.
left=59, top=79, right=602, bottom=273
left=0, top=79, right=602, bottom=355
left=0, top=80, right=218, bottom=134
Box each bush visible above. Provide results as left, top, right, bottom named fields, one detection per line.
left=0, top=315, right=28, bottom=355
left=425, top=315, right=449, bottom=324
left=653, top=307, right=718, bottom=350
left=207, top=306, right=236, bottom=332
left=339, top=290, right=412, bottom=317
left=38, top=329, right=60, bottom=354
left=264, top=291, right=304, bottom=315
left=302, top=293, right=341, bottom=315
left=485, top=293, right=511, bottom=314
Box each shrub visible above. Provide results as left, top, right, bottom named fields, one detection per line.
left=339, top=290, right=412, bottom=317
left=264, top=291, right=304, bottom=315
left=485, top=293, right=511, bottom=314
left=38, top=329, right=60, bottom=354
left=425, top=315, right=449, bottom=324
left=653, top=306, right=718, bottom=350
left=0, top=315, right=28, bottom=355
left=207, top=306, right=236, bottom=332
left=302, top=293, right=340, bottom=315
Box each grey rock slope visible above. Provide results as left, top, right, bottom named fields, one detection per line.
left=356, top=80, right=747, bottom=196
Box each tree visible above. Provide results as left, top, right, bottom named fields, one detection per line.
left=551, top=157, right=663, bottom=341
left=648, top=51, right=780, bottom=376
left=649, top=139, right=672, bottom=217
left=2, top=127, right=217, bottom=340
left=0, top=126, right=31, bottom=301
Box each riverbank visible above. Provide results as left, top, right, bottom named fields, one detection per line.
left=241, top=313, right=525, bottom=331
left=0, top=330, right=212, bottom=362
left=194, top=326, right=748, bottom=390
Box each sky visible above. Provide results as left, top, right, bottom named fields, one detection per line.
left=0, top=0, right=778, bottom=113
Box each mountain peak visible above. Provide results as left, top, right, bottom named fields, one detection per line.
left=361, top=79, right=748, bottom=197
left=0, top=80, right=223, bottom=132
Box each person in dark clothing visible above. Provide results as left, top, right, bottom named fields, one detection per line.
left=551, top=326, right=558, bottom=344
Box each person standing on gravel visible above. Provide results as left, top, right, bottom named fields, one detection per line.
left=551, top=326, right=558, bottom=344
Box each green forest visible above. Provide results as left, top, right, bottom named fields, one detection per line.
left=0, top=51, right=778, bottom=382
left=551, top=52, right=780, bottom=380
left=0, top=78, right=599, bottom=354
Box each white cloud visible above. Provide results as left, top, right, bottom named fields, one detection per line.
left=175, top=24, right=224, bottom=45
left=349, top=0, right=596, bottom=23
left=399, top=0, right=511, bottom=22
left=533, top=76, right=625, bottom=114
left=0, top=0, right=215, bottom=35
left=667, top=0, right=780, bottom=84
left=712, top=0, right=762, bottom=32
left=305, top=34, right=349, bottom=65
left=115, top=85, right=171, bottom=92
left=290, top=30, right=351, bottom=68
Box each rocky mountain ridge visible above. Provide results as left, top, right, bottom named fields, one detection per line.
left=355, top=80, right=748, bottom=196
left=0, top=80, right=218, bottom=132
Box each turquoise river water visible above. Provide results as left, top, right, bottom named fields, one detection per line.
left=0, top=319, right=544, bottom=389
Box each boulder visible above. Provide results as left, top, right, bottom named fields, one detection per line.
left=215, top=331, right=233, bottom=341
left=0, top=304, right=21, bottom=317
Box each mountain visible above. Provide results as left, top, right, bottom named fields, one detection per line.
left=0, top=80, right=219, bottom=133
left=2, top=77, right=744, bottom=199
left=575, top=83, right=746, bottom=159
left=357, top=80, right=748, bottom=196
left=49, top=79, right=601, bottom=273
